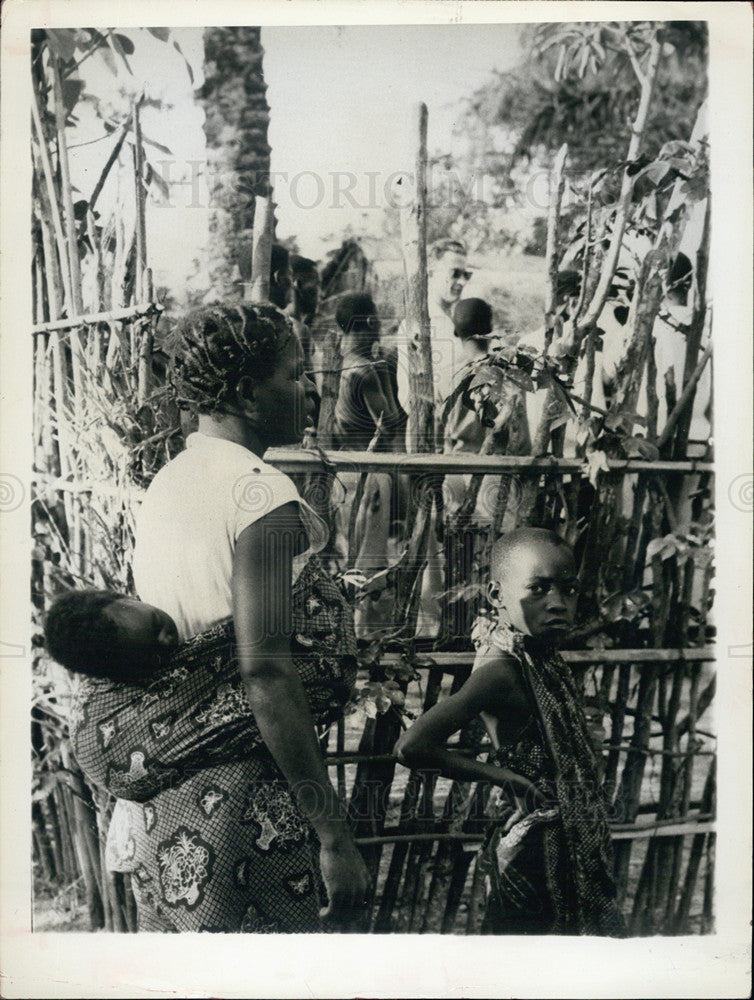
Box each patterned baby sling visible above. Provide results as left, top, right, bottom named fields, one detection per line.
left=69, top=557, right=357, bottom=802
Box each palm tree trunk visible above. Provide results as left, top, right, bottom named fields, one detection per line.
left=200, top=27, right=272, bottom=297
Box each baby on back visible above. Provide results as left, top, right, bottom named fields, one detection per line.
left=45, top=563, right=357, bottom=801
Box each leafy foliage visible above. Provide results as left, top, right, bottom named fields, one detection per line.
left=428, top=21, right=707, bottom=254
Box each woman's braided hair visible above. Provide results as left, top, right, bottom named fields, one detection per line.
left=170, top=302, right=293, bottom=415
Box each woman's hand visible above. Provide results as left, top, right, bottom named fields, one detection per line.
left=318, top=834, right=370, bottom=928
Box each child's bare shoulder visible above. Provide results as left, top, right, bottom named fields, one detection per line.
left=470, top=647, right=531, bottom=731
left=471, top=647, right=524, bottom=694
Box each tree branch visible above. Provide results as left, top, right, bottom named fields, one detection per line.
left=577, top=30, right=663, bottom=334
left=544, top=143, right=568, bottom=352
left=656, top=340, right=712, bottom=450
left=623, top=32, right=648, bottom=88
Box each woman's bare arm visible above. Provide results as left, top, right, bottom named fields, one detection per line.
left=233, top=502, right=368, bottom=924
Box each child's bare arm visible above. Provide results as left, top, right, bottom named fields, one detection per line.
left=394, top=652, right=545, bottom=804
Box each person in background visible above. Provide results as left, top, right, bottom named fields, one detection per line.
left=333, top=293, right=405, bottom=637
left=442, top=297, right=531, bottom=526
left=289, top=255, right=320, bottom=373
left=290, top=255, right=320, bottom=327
left=269, top=243, right=293, bottom=311
left=334, top=293, right=405, bottom=453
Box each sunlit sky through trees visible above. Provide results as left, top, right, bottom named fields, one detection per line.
left=70, top=24, right=523, bottom=297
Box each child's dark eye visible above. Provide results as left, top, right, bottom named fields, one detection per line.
left=528, top=584, right=547, bottom=595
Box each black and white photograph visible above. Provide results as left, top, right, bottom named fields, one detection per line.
left=1, top=1, right=751, bottom=997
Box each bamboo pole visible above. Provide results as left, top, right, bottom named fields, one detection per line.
left=32, top=811, right=56, bottom=884
left=122, top=875, right=138, bottom=933
left=544, top=144, right=568, bottom=353
left=399, top=102, right=434, bottom=455
left=248, top=195, right=274, bottom=303
left=137, top=269, right=155, bottom=405
left=131, top=98, right=147, bottom=303
left=465, top=853, right=486, bottom=933
left=701, top=832, right=715, bottom=933
left=604, top=663, right=632, bottom=806
left=30, top=82, right=75, bottom=316
left=673, top=759, right=715, bottom=932
left=663, top=660, right=703, bottom=924
left=355, top=817, right=715, bottom=848
left=374, top=751, right=426, bottom=932
left=50, top=53, right=86, bottom=407
left=59, top=748, right=105, bottom=928
left=38, top=795, right=66, bottom=884
left=516, top=145, right=570, bottom=526
left=266, top=448, right=714, bottom=476
left=615, top=498, right=669, bottom=904
left=441, top=848, right=475, bottom=933
left=34, top=156, right=76, bottom=538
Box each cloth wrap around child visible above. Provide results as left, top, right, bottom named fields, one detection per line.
left=473, top=618, right=627, bottom=937
left=69, top=557, right=357, bottom=801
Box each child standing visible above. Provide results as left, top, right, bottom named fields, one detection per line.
left=395, top=528, right=626, bottom=936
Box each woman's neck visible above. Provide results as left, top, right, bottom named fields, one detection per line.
left=197, top=412, right=266, bottom=457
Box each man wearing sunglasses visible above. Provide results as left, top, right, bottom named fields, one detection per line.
left=395, top=237, right=472, bottom=422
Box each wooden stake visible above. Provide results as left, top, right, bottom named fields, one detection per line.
left=137, top=269, right=155, bottom=405
left=132, top=98, right=148, bottom=303
left=248, top=196, right=274, bottom=303
left=399, top=103, right=434, bottom=455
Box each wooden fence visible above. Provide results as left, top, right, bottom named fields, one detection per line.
left=32, top=443, right=716, bottom=935
left=31, top=29, right=714, bottom=934
left=271, top=448, right=716, bottom=936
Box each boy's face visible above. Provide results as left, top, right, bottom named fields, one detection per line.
left=103, top=598, right=178, bottom=670
left=490, top=542, right=578, bottom=642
